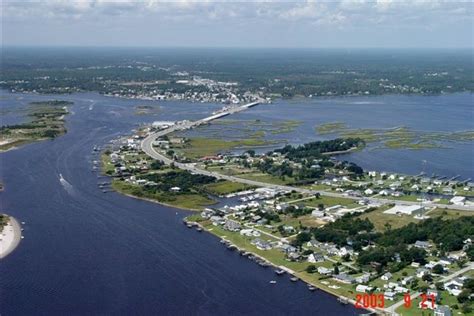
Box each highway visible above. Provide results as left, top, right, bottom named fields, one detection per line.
left=141, top=102, right=474, bottom=212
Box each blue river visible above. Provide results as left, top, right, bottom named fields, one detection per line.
left=0, top=91, right=366, bottom=315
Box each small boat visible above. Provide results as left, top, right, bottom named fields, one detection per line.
left=338, top=298, right=348, bottom=305
left=269, top=280, right=277, bottom=284
left=196, top=227, right=203, bottom=232
left=186, top=224, right=193, bottom=228
left=290, top=277, right=299, bottom=282
left=220, top=239, right=226, bottom=244
left=258, top=262, right=269, bottom=267
left=308, top=286, right=316, bottom=291
left=21, top=221, right=25, bottom=224
left=275, top=269, right=285, bottom=275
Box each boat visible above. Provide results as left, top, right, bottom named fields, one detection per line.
left=274, top=269, right=285, bottom=275
left=290, top=277, right=299, bottom=282
left=196, top=227, right=203, bottom=232
left=186, top=224, right=193, bottom=228
left=308, top=286, right=316, bottom=291
left=338, top=298, right=348, bottom=305
left=220, top=239, right=226, bottom=244
left=269, top=280, right=277, bottom=284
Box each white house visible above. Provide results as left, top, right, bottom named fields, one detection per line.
left=450, top=196, right=466, bottom=206
left=356, top=285, right=373, bottom=293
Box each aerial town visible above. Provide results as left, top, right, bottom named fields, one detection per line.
left=99, top=109, right=474, bottom=316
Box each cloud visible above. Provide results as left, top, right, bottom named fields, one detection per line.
left=1, top=0, right=472, bottom=48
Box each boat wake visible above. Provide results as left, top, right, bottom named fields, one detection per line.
left=59, top=173, right=75, bottom=195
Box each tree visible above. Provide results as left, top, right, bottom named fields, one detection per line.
left=342, top=254, right=351, bottom=262
left=457, top=290, right=470, bottom=304
left=432, top=264, right=444, bottom=275
left=333, top=264, right=340, bottom=275
left=306, top=265, right=316, bottom=273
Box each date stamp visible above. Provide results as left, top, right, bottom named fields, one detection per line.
left=355, top=293, right=437, bottom=309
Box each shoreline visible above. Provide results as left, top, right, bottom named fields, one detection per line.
left=0, top=215, right=22, bottom=259
left=184, top=220, right=378, bottom=314
left=108, top=178, right=374, bottom=312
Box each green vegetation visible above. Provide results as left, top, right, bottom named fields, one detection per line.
left=172, top=137, right=272, bottom=159
left=0, top=100, right=71, bottom=151
left=0, top=214, right=9, bottom=229
left=134, top=104, right=160, bottom=115
left=204, top=181, right=254, bottom=195
left=112, top=178, right=216, bottom=210
left=315, top=122, right=473, bottom=150
left=2, top=48, right=472, bottom=97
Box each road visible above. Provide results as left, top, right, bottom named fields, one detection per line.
left=385, top=262, right=474, bottom=315
left=141, top=102, right=474, bottom=212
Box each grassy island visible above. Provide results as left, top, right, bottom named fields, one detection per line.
left=0, top=100, right=71, bottom=151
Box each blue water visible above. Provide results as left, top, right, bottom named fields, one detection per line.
left=0, top=91, right=364, bottom=315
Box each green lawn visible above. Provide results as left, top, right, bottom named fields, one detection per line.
left=204, top=181, right=254, bottom=195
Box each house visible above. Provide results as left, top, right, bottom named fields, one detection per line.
left=355, top=274, right=370, bottom=284
left=402, top=276, right=414, bottom=286
left=381, top=272, right=393, bottom=281
left=434, top=305, right=452, bottom=316
left=223, top=219, right=241, bottom=232
left=338, top=246, right=354, bottom=257
left=251, top=238, right=272, bottom=251
left=311, top=210, right=325, bottom=218
left=170, top=186, right=181, bottom=192
left=414, top=240, right=431, bottom=250
left=450, top=196, right=466, bottom=206
left=333, top=273, right=355, bottom=284
left=416, top=268, right=429, bottom=278
left=317, top=267, right=333, bottom=275
left=364, top=188, right=374, bottom=195
left=307, top=253, right=325, bottom=263
left=384, top=205, right=424, bottom=216
left=384, top=291, right=396, bottom=301
left=444, top=278, right=464, bottom=296
left=287, top=252, right=301, bottom=261
left=439, top=257, right=454, bottom=266
left=356, top=285, right=373, bottom=293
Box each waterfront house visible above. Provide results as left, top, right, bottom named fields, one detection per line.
left=251, top=238, right=272, bottom=251
left=223, top=219, right=241, bottom=232
left=333, top=273, right=355, bottom=284
left=356, top=285, right=373, bottom=293
left=317, top=267, right=333, bottom=276
left=307, top=253, right=325, bottom=263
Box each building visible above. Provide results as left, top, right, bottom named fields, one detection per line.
left=356, top=285, right=373, bottom=293
left=381, top=272, right=393, bottom=281
left=450, top=196, right=466, bottom=206
left=414, top=240, right=432, bottom=250
left=434, top=305, right=452, bottom=316
left=384, top=205, right=424, bottom=216
left=307, top=253, right=325, bottom=263
left=333, top=273, right=355, bottom=284
left=317, top=267, right=333, bottom=275
left=223, top=219, right=241, bottom=232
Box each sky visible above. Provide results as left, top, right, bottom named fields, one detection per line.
left=1, top=0, right=473, bottom=48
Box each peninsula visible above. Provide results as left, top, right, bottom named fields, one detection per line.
left=101, top=101, right=474, bottom=316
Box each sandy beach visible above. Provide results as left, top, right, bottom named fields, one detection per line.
left=0, top=215, right=22, bottom=259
